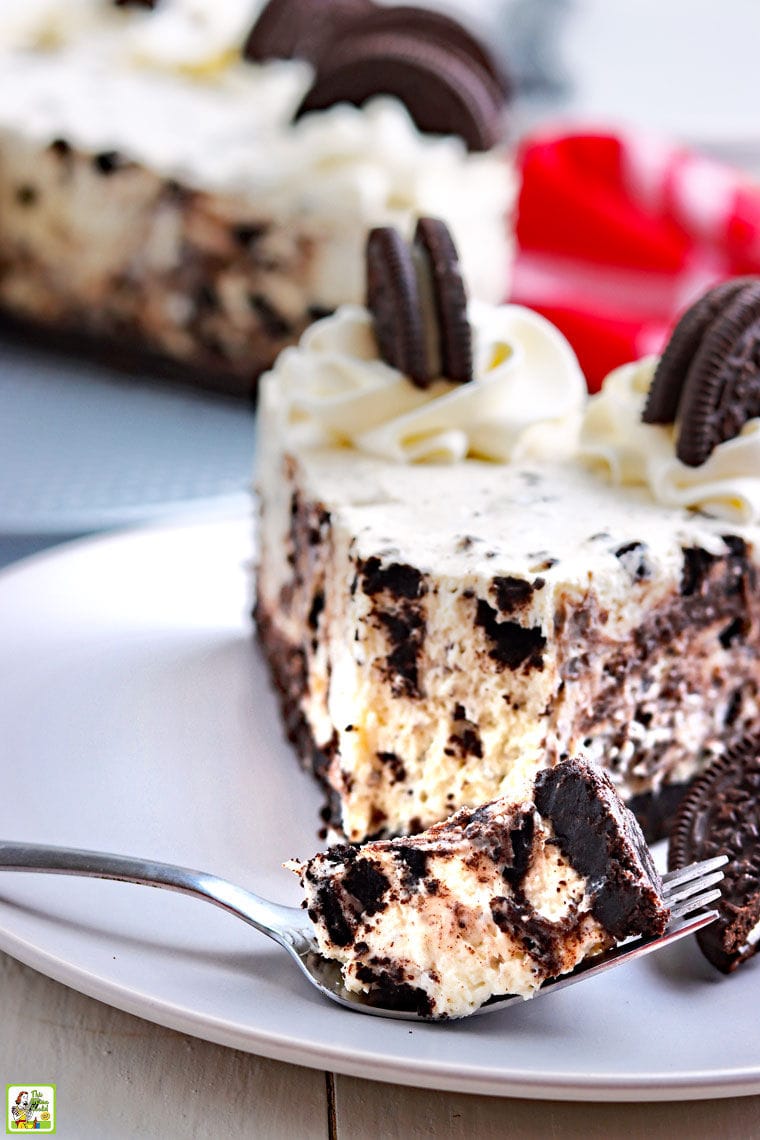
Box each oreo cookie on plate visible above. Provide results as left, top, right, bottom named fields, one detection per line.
left=668, top=733, right=760, bottom=973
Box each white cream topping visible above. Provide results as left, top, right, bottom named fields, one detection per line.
left=127, top=0, right=261, bottom=72
left=581, top=357, right=760, bottom=524
left=0, top=1, right=513, bottom=306
left=273, top=302, right=586, bottom=464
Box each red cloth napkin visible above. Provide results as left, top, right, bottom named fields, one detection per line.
left=510, top=129, right=760, bottom=391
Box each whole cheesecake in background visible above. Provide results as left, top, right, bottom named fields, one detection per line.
left=293, top=757, right=669, bottom=1019
left=255, top=228, right=760, bottom=844
left=0, top=0, right=514, bottom=396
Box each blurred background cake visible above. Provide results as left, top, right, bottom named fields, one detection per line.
left=0, top=0, right=515, bottom=396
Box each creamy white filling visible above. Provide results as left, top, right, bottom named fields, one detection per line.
left=743, top=915, right=760, bottom=948
left=581, top=357, right=760, bottom=524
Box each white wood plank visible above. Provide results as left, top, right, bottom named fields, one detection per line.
left=0, top=952, right=328, bottom=1140
left=334, top=1075, right=760, bottom=1139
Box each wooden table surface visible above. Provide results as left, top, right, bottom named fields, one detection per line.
left=2, top=950, right=759, bottom=1140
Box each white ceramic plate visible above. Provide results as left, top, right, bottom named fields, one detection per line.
left=0, top=513, right=758, bottom=1102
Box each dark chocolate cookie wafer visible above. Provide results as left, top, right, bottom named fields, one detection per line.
left=295, top=30, right=506, bottom=152
left=643, top=279, right=754, bottom=425
left=366, top=227, right=428, bottom=386
left=668, top=734, right=760, bottom=973
left=355, top=5, right=512, bottom=98
left=243, top=0, right=374, bottom=67
left=675, top=280, right=760, bottom=466
left=413, top=218, right=472, bottom=384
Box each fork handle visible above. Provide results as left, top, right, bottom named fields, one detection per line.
left=0, top=840, right=309, bottom=950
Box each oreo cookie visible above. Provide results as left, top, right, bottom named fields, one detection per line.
left=643, top=279, right=753, bottom=425
left=295, top=30, right=505, bottom=152
left=413, top=218, right=472, bottom=385
left=243, top=0, right=373, bottom=67
left=668, top=734, right=760, bottom=973
left=676, top=281, right=760, bottom=466
left=641, top=276, right=760, bottom=466
left=366, top=227, right=428, bottom=385
left=244, top=0, right=509, bottom=152
left=343, top=5, right=511, bottom=98
left=366, top=219, right=473, bottom=388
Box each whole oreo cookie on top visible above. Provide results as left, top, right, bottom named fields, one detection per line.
left=244, top=0, right=510, bottom=151
left=243, top=0, right=374, bottom=67
left=413, top=218, right=472, bottom=385
left=675, top=280, right=760, bottom=466
left=366, top=227, right=428, bottom=386
left=641, top=275, right=760, bottom=466
left=643, top=279, right=754, bottom=425
left=295, top=30, right=506, bottom=153
left=668, top=734, right=760, bottom=973
left=366, top=218, right=472, bottom=388
left=349, top=5, right=512, bottom=98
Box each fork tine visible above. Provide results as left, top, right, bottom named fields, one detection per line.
left=667, top=886, right=723, bottom=922
left=661, top=854, right=728, bottom=891
left=664, top=868, right=727, bottom=905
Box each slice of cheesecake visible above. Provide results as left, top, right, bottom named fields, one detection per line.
left=291, top=757, right=669, bottom=1019
left=0, top=1, right=513, bottom=395
left=255, top=294, right=760, bottom=843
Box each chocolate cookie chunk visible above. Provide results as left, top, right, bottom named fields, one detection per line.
left=676, top=280, right=760, bottom=466
left=243, top=0, right=374, bottom=66
left=643, top=279, right=753, bottom=424
left=366, top=227, right=427, bottom=385
left=295, top=30, right=506, bottom=152
left=668, top=734, right=760, bottom=972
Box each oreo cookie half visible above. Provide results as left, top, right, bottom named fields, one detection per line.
left=413, top=218, right=472, bottom=385
left=366, top=227, right=427, bottom=385
left=354, top=5, right=511, bottom=98
left=668, top=734, right=760, bottom=973
left=295, top=30, right=506, bottom=152
left=243, top=0, right=374, bottom=67
left=675, top=280, right=760, bottom=466
left=643, top=279, right=753, bottom=425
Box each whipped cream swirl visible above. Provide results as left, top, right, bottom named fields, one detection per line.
left=581, top=357, right=760, bottom=523
left=273, top=302, right=586, bottom=464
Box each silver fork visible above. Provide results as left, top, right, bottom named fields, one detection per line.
left=0, top=841, right=727, bottom=1020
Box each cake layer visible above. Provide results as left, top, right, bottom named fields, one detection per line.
left=255, top=306, right=760, bottom=843
left=293, top=757, right=669, bottom=1018
left=0, top=2, right=513, bottom=393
